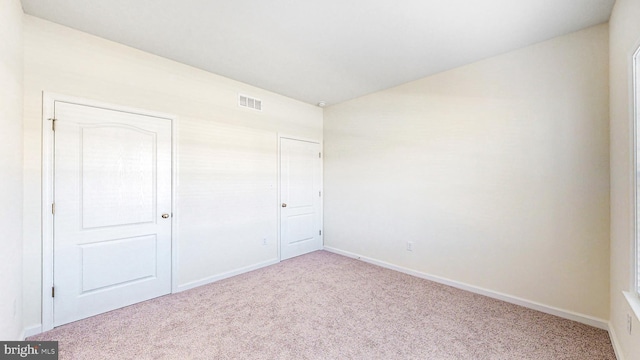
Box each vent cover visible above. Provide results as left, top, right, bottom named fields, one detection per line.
left=239, top=94, right=262, bottom=111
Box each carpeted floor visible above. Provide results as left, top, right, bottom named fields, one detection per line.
left=29, top=250, right=615, bottom=359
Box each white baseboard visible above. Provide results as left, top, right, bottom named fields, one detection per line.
left=323, top=246, right=609, bottom=330
left=176, top=258, right=280, bottom=293
left=20, top=260, right=280, bottom=338
left=608, top=322, right=625, bottom=360
left=23, top=324, right=43, bottom=338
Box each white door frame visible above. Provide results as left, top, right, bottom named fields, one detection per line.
left=277, top=134, right=323, bottom=261
left=41, top=92, right=179, bottom=332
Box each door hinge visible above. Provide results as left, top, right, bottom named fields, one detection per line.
left=52, top=203, right=55, bottom=215
left=319, top=191, right=321, bottom=197
left=51, top=287, right=55, bottom=298
left=319, top=230, right=322, bottom=236
left=50, top=118, right=56, bottom=131
left=319, top=152, right=321, bottom=158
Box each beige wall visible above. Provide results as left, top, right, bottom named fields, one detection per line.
left=22, top=16, right=322, bottom=330
left=609, top=0, right=640, bottom=358
left=324, top=25, right=610, bottom=322
left=0, top=0, right=23, bottom=340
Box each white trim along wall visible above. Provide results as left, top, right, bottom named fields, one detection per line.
left=324, top=247, right=609, bottom=330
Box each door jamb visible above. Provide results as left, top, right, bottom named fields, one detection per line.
left=41, top=92, right=179, bottom=331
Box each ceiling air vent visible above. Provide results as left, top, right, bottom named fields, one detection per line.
left=238, top=94, right=262, bottom=111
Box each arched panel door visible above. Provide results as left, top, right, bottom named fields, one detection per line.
left=53, top=101, right=172, bottom=326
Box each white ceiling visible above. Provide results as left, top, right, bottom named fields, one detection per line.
left=20, top=0, right=615, bottom=106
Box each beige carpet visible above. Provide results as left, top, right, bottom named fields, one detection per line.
left=29, top=250, right=615, bottom=359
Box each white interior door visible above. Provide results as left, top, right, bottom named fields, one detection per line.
left=53, top=101, right=172, bottom=326
left=280, top=138, right=322, bottom=260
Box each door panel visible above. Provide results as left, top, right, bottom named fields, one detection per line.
left=80, top=125, right=156, bottom=228
left=285, top=214, right=314, bottom=244
left=80, top=235, right=158, bottom=293
left=280, top=138, right=321, bottom=260
left=53, top=101, right=172, bottom=326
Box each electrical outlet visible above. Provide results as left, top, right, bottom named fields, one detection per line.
left=627, top=313, right=633, bottom=335
left=262, top=238, right=268, bottom=246
left=406, top=241, right=414, bottom=252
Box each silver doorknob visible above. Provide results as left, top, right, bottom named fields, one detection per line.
left=161, top=214, right=170, bottom=218
left=282, top=203, right=287, bottom=207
